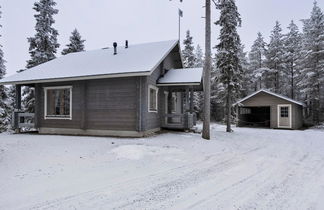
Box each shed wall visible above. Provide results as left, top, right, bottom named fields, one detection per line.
left=240, top=92, right=303, bottom=129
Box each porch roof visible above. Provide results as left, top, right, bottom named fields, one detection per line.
left=157, top=68, right=203, bottom=86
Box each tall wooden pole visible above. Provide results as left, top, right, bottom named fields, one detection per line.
left=202, top=0, right=211, bottom=140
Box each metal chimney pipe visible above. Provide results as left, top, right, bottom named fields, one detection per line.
left=125, top=40, right=128, bottom=48
left=113, top=42, right=117, bottom=55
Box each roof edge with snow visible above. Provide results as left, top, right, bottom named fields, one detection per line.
left=233, top=89, right=306, bottom=107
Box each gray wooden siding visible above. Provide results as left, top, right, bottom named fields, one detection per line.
left=141, top=48, right=183, bottom=131
left=36, top=77, right=138, bottom=131
left=240, top=92, right=303, bottom=129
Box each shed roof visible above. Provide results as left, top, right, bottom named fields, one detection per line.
left=0, top=40, right=179, bottom=85
left=234, top=89, right=306, bottom=107
left=157, top=68, right=203, bottom=86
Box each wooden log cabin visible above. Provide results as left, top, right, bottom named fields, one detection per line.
left=0, top=40, right=203, bottom=137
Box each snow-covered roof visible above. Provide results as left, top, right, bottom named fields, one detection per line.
left=157, top=68, right=203, bottom=86
left=234, top=89, right=306, bottom=107
left=0, top=40, right=179, bottom=85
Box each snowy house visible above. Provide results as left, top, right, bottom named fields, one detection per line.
left=0, top=40, right=203, bottom=137
left=234, top=89, right=305, bottom=130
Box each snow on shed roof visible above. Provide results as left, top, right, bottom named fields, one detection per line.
left=157, top=68, right=203, bottom=86
left=234, top=89, right=306, bottom=107
left=0, top=40, right=179, bottom=85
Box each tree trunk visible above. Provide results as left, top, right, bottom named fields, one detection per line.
left=202, top=0, right=211, bottom=140
left=226, top=84, right=232, bottom=132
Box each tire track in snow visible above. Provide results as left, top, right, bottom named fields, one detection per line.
left=27, top=146, right=265, bottom=210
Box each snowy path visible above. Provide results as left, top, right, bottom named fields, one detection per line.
left=0, top=125, right=324, bottom=210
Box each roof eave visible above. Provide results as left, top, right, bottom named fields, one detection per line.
left=157, top=82, right=201, bottom=87
left=0, top=71, right=151, bottom=85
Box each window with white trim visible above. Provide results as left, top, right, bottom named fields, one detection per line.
left=149, top=86, right=158, bottom=112
left=280, top=106, right=289, bottom=117
left=45, top=86, right=72, bottom=119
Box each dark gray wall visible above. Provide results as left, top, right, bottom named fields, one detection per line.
left=36, top=77, right=138, bottom=131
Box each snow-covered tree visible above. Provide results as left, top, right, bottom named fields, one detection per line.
left=0, top=7, right=9, bottom=132
left=239, top=44, right=250, bottom=96
left=193, top=44, right=204, bottom=118
left=300, top=1, right=324, bottom=124
left=62, top=29, right=85, bottom=55
left=24, top=0, right=59, bottom=113
left=248, top=32, right=267, bottom=91
left=182, top=30, right=195, bottom=68
left=283, top=20, right=302, bottom=99
left=194, top=44, right=204, bottom=68
left=265, top=21, right=285, bottom=93
left=215, top=0, right=243, bottom=132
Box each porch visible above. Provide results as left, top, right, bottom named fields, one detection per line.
left=157, top=68, right=203, bottom=130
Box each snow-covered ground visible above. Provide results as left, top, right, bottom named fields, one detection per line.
left=0, top=125, right=324, bottom=210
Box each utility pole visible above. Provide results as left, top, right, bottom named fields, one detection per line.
left=202, top=0, right=211, bottom=140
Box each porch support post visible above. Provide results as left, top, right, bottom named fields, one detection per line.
left=185, top=86, right=189, bottom=112
left=15, top=85, right=21, bottom=110
left=14, top=85, right=22, bottom=133
left=190, top=86, right=194, bottom=113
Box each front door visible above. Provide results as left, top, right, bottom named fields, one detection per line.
left=278, top=104, right=292, bottom=128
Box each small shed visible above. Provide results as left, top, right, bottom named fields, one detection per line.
left=234, top=89, right=305, bottom=130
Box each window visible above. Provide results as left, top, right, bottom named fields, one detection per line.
left=45, top=86, right=72, bottom=119
left=280, top=106, right=289, bottom=117
left=240, top=108, right=251, bottom=115
left=171, top=93, right=177, bottom=113
left=148, top=86, right=158, bottom=112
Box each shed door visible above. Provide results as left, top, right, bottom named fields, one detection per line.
left=278, top=104, right=292, bottom=128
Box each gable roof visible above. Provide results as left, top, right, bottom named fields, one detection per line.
left=234, top=89, right=306, bottom=107
left=0, top=40, right=180, bottom=85
left=157, top=68, right=203, bottom=86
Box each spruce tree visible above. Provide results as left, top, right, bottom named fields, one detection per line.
left=300, top=1, right=324, bottom=124
left=0, top=7, right=9, bottom=132
left=265, top=21, right=285, bottom=93
left=248, top=32, right=267, bottom=91
left=283, top=20, right=302, bottom=99
left=193, top=44, right=204, bottom=118
left=24, top=0, right=59, bottom=113
left=62, top=29, right=85, bottom=55
left=182, top=30, right=195, bottom=68
left=215, top=0, right=243, bottom=132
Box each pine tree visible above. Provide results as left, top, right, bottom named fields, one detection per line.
left=182, top=30, right=195, bottom=68
left=283, top=20, right=302, bottom=99
left=265, top=21, right=285, bottom=93
left=0, top=7, right=9, bottom=132
left=193, top=44, right=204, bottom=118
left=24, top=0, right=59, bottom=113
left=215, top=0, right=243, bottom=132
left=300, top=1, right=324, bottom=124
left=194, top=45, right=204, bottom=68
left=248, top=32, right=267, bottom=91
left=62, top=29, right=85, bottom=55
left=239, top=44, right=250, bottom=96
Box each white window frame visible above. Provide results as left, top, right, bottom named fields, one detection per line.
left=148, top=85, right=159, bottom=113
left=277, top=104, right=292, bottom=129
left=44, top=86, right=73, bottom=120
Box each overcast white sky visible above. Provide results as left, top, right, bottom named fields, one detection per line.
left=0, top=0, right=322, bottom=76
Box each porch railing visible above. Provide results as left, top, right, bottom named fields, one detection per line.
left=161, top=112, right=196, bottom=130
